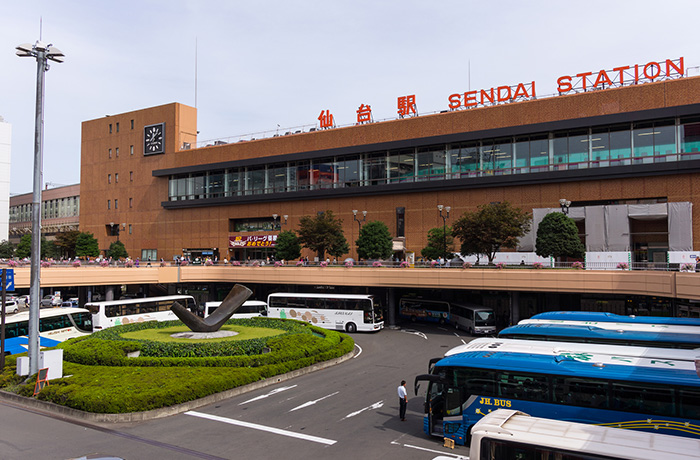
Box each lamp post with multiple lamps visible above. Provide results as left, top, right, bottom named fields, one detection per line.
left=437, top=205, right=451, bottom=266
left=559, top=199, right=571, bottom=215
left=272, top=214, right=288, bottom=229
left=15, top=40, right=65, bottom=375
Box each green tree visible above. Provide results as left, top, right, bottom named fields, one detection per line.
left=107, top=240, right=128, bottom=259
left=297, top=210, right=349, bottom=261
left=421, top=226, right=454, bottom=261
left=356, top=221, right=393, bottom=260
left=275, top=230, right=301, bottom=261
left=535, top=212, right=585, bottom=260
left=75, top=232, right=101, bottom=258
left=54, top=230, right=80, bottom=259
left=0, top=240, right=14, bottom=258
left=41, top=236, right=59, bottom=260
left=452, top=202, right=531, bottom=264
left=15, top=234, right=32, bottom=259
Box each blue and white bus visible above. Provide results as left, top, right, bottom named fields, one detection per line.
left=499, top=323, right=700, bottom=349
left=414, top=344, right=700, bottom=446
left=398, top=298, right=451, bottom=325
left=530, top=311, right=700, bottom=327
left=2, top=308, right=93, bottom=355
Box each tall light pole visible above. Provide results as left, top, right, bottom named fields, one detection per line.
left=352, top=210, right=367, bottom=261
left=437, top=205, right=451, bottom=266
left=16, top=40, right=64, bottom=375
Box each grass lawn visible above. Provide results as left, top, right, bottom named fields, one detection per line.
left=120, top=324, right=286, bottom=343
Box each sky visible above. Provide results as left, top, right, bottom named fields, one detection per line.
left=2, top=1, right=699, bottom=195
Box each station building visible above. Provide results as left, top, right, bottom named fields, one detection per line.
left=79, top=58, right=700, bottom=270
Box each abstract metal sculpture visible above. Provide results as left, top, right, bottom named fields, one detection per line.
left=171, top=284, right=252, bottom=332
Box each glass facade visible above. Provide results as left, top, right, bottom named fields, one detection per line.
left=168, top=115, right=697, bottom=201
left=10, top=196, right=80, bottom=223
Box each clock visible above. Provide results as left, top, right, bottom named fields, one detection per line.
left=144, top=123, right=165, bottom=155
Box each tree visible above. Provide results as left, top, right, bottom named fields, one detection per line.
left=41, top=236, right=58, bottom=260
left=452, top=201, right=531, bottom=264
left=15, top=234, right=32, bottom=259
left=75, top=232, right=100, bottom=258
left=0, top=240, right=14, bottom=258
left=275, top=230, right=301, bottom=261
left=54, top=230, right=81, bottom=259
left=297, top=210, right=349, bottom=261
left=421, top=226, right=454, bottom=261
left=535, top=212, right=585, bottom=260
left=107, top=240, right=128, bottom=259
left=356, top=221, right=393, bottom=260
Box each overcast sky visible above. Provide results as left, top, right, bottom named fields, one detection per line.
left=2, top=1, right=699, bottom=194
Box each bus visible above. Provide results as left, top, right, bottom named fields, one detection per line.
left=450, top=303, right=496, bottom=335
left=203, top=300, right=267, bottom=319
left=469, top=409, right=700, bottom=460
left=530, top=311, right=700, bottom=327
left=85, top=295, right=197, bottom=330
left=444, top=337, right=700, bottom=368
left=2, top=308, right=93, bottom=355
left=413, top=345, right=700, bottom=445
left=266, top=293, right=383, bottom=332
left=398, top=298, right=451, bottom=325
left=499, top=323, right=700, bottom=349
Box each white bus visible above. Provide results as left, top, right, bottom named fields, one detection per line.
left=266, top=293, right=383, bottom=332
left=469, top=409, right=700, bottom=460
left=203, top=300, right=267, bottom=319
left=85, top=295, right=197, bottom=330
left=2, top=308, right=93, bottom=355
left=518, top=317, right=700, bottom=335
left=450, top=302, right=495, bottom=335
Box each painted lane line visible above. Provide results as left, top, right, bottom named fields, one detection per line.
left=342, top=401, right=383, bottom=420
left=453, top=332, right=467, bottom=345
left=290, top=391, right=339, bottom=412
left=390, top=440, right=468, bottom=459
left=401, top=329, right=428, bottom=340
left=185, top=411, right=337, bottom=446
left=353, top=343, right=363, bottom=358
left=238, top=385, right=297, bottom=405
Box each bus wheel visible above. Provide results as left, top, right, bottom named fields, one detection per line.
left=439, top=317, right=446, bottom=326
left=346, top=322, right=357, bottom=333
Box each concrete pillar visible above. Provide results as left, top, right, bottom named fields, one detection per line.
left=510, top=291, right=520, bottom=326
left=387, top=287, right=398, bottom=329
left=105, top=285, right=116, bottom=301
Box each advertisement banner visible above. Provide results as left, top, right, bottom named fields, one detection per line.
left=229, top=235, right=277, bottom=248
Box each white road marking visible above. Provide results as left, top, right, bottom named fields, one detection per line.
left=185, top=410, right=337, bottom=445
left=238, top=385, right=297, bottom=405
left=290, top=391, right=339, bottom=412
left=390, top=440, right=468, bottom=459
left=453, top=332, right=466, bottom=344
left=342, top=400, right=383, bottom=420
left=353, top=343, right=362, bottom=358
left=401, top=329, right=428, bottom=340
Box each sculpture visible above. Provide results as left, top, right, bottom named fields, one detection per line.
left=171, top=284, right=252, bottom=332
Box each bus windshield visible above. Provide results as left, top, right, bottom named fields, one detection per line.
left=474, top=310, right=495, bottom=326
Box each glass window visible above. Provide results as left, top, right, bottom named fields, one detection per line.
left=611, top=382, right=674, bottom=416
left=248, top=167, right=265, bottom=195
left=417, top=146, right=445, bottom=181
left=568, top=130, right=589, bottom=169
left=389, top=149, right=414, bottom=183
left=681, top=116, right=700, bottom=159
left=653, top=119, right=676, bottom=161
left=513, top=137, right=529, bottom=173
left=480, top=140, right=496, bottom=174
left=591, top=127, right=610, bottom=165
left=267, top=164, right=287, bottom=193
left=207, top=172, right=224, bottom=198
left=295, top=161, right=312, bottom=190
left=315, top=158, right=337, bottom=189
left=552, top=132, right=568, bottom=168
left=610, top=124, right=632, bottom=165
left=192, top=173, right=205, bottom=199
left=496, top=371, right=549, bottom=402
left=633, top=121, right=654, bottom=164
left=553, top=377, right=608, bottom=409
left=365, top=152, right=387, bottom=186
left=227, top=169, right=242, bottom=196
left=338, top=156, right=360, bottom=187
left=679, top=389, right=700, bottom=419
left=449, top=142, right=479, bottom=177
left=529, top=135, right=549, bottom=172
left=492, top=138, right=513, bottom=174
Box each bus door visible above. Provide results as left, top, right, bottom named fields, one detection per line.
left=415, top=374, right=449, bottom=436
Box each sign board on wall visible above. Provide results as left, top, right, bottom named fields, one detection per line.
left=229, top=235, right=277, bottom=248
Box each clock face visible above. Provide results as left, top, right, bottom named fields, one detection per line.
left=144, top=123, right=165, bottom=155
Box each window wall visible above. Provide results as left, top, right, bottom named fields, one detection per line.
left=167, top=115, right=699, bottom=201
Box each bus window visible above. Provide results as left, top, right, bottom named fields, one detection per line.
left=612, top=383, right=674, bottom=415
left=679, top=389, right=700, bottom=418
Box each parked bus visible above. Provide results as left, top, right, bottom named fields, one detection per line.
left=450, top=303, right=496, bottom=335
left=398, top=298, right=451, bottom=325
left=85, top=295, right=197, bottom=330
left=266, top=293, right=383, bottom=332
left=530, top=311, right=700, bottom=327
left=203, top=300, right=267, bottom=319
left=444, top=337, right=700, bottom=368
left=469, top=409, right=700, bottom=460
left=414, top=344, right=700, bottom=445
left=499, top=322, right=700, bottom=349
left=2, top=308, right=93, bottom=355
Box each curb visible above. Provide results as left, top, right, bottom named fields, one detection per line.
left=0, top=348, right=356, bottom=424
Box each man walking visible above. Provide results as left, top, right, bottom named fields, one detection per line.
left=397, top=380, right=408, bottom=421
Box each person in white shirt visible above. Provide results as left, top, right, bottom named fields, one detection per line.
left=397, top=380, right=408, bottom=421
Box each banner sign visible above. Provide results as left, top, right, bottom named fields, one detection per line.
left=229, top=235, right=277, bottom=248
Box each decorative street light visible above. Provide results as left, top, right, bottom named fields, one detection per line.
left=16, top=39, right=64, bottom=375
left=437, top=205, right=451, bottom=266
left=559, top=198, right=572, bottom=215
left=272, top=213, right=288, bottom=229
left=352, top=209, right=367, bottom=231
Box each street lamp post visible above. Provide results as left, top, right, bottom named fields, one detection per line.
left=16, top=40, right=64, bottom=375
left=272, top=213, right=288, bottom=229
left=437, top=205, right=451, bottom=267
left=559, top=199, right=571, bottom=215
left=352, top=210, right=367, bottom=261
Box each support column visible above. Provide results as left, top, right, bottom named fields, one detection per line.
left=510, top=291, right=520, bottom=326
left=387, top=287, right=398, bottom=329
left=105, top=285, right=116, bottom=301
